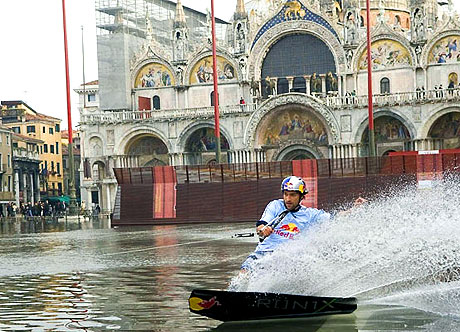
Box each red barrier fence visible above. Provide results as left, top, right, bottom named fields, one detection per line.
left=112, top=153, right=460, bottom=226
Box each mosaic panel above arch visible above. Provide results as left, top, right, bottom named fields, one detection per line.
left=428, top=35, right=460, bottom=64
left=429, top=112, right=460, bottom=149
left=257, top=107, right=329, bottom=148
left=134, top=63, right=175, bottom=88
left=185, top=127, right=230, bottom=152
left=126, top=135, right=170, bottom=166
left=361, top=116, right=411, bottom=143
left=189, top=56, right=238, bottom=84
left=358, top=39, right=412, bottom=71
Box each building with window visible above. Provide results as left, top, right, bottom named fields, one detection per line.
left=0, top=125, right=15, bottom=215
left=78, top=0, right=460, bottom=212
left=12, top=133, right=42, bottom=205
left=1, top=101, right=63, bottom=197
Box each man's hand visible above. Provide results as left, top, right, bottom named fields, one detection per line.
left=256, top=224, right=273, bottom=238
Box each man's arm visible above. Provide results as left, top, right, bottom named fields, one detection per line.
left=255, top=200, right=278, bottom=238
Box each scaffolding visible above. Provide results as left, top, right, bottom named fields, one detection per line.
left=95, top=0, right=230, bottom=45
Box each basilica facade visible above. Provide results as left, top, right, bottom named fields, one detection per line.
left=78, top=0, right=460, bottom=212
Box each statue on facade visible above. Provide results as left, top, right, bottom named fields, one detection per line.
left=264, top=76, right=276, bottom=97
left=236, top=24, right=246, bottom=53
left=345, top=12, right=358, bottom=44
left=346, top=49, right=354, bottom=69
left=239, top=58, right=247, bottom=80
left=174, top=31, right=185, bottom=60
left=413, top=9, right=426, bottom=41
left=310, top=73, right=322, bottom=94
left=176, top=66, right=184, bottom=85
left=326, top=72, right=338, bottom=93
left=250, top=78, right=260, bottom=98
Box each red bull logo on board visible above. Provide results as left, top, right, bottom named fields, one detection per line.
left=189, top=296, right=221, bottom=311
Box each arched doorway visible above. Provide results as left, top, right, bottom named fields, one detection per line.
left=428, top=112, right=460, bottom=149
left=126, top=135, right=169, bottom=166
left=184, top=127, right=230, bottom=165
left=361, top=116, right=411, bottom=156
left=278, top=147, right=317, bottom=161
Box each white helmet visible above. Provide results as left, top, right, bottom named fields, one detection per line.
left=281, top=176, right=308, bottom=195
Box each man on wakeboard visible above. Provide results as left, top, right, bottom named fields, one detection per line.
left=240, top=175, right=366, bottom=271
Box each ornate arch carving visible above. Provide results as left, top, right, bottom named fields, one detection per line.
left=244, top=93, right=340, bottom=148
left=248, top=21, right=346, bottom=81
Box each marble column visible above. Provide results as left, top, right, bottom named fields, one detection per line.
left=29, top=173, right=34, bottom=205
left=35, top=172, right=40, bottom=203
left=304, top=75, right=311, bottom=95
left=338, top=75, right=343, bottom=96
left=106, top=184, right=111, bottom=212
left=320, top=74, right=326, bottom=96
left=14, top=171, right=20, bottom=206
left=286, top=76, right=294, bottom=92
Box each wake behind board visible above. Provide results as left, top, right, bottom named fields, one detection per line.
left=189, top=289, right=357, bottom=322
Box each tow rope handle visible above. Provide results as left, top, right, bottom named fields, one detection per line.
left=258, top=209, right=290, bottom=242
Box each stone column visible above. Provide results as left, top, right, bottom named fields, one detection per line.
left=14, top=171, right=20, bottom=206
left=35, top=172, right=40, bottom=203
left=337, top=75, right=343, bottom=97
left=286, top=76, right=294, bottom=92
left=29, top=173, right=34, bottom=205
left=353, top=73, right=358, bottom=93
left=106, top=184, right=111, bottom=212
left=320, top=74, right=326, bottom=95
left=424, top=68, right=427, bottom=91
left=304, top=75, right=311, bottom=95
left=175, top=89, right=179, bottom=109
left=184, top=88, right=189, bottom=108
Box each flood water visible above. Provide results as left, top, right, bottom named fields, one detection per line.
left=1, top=179, right=460, bottom=331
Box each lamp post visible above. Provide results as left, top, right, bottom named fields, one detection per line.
left=365, top=0, right=376, bottom=157
left=210, top=0, right=221, bottom=164
left=61, top=0, right=78, bottom=215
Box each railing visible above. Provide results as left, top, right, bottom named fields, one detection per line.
left=79, top=88, right=460, bottom=125
left=13, top=149, right=40, bottom=161
left=80, top=104, right=256, bottom=124
left=321, top=88, right=460, bottom=108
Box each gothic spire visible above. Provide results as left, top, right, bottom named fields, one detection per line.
left=174, top=0, right=187, bottom=29
left=234, top=0, right=248, bottom=20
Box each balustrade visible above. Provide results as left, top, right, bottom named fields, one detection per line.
left=80, top=88, right=460, bottom=125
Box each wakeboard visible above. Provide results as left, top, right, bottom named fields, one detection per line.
left=189, top=289, right=357, bottom=322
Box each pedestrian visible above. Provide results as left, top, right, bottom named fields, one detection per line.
left=239, top=176, right=366, bottom=272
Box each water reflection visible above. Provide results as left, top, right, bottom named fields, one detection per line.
left=0, top=217, right=458, bottom=330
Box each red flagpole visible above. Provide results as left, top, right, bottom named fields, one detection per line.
left=62, top=0, right=73, bottom=144
left=61, top=0, right=78, bottom=213
left=211, top=0, right=221, bottom=164
left=365, top=0, right=376, bottom=157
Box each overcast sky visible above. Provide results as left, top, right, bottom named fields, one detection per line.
left=0, top=1, right=459, bottom=129
left=0, top=0, right=236, bottom=128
